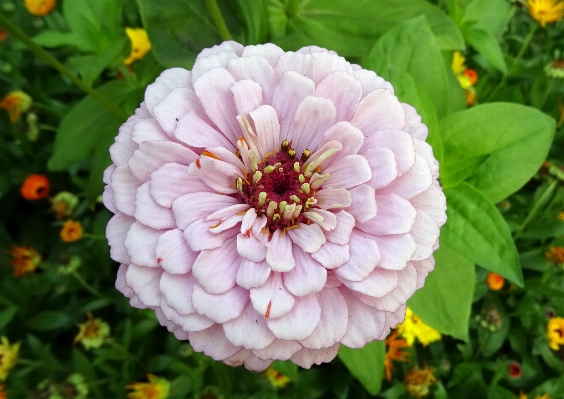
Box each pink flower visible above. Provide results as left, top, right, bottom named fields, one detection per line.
left=103, top=41, right=446, bottom=371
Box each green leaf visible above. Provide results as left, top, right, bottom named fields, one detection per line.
left=440, top=155, right=489, bottom=188
left=26, top=311, right=72, bottom=331
left=442, top=182, right=522, bottom=285
left=0, top=306, right=17, bottom=330
left=33, top=31, right=96, bottom=52
left=234, top=0, right=269, bottom=44
left=440, top=103, right=555, bottom=203
left=365, top=16, right=449, bottom=118
left=462, top=0, right=512, bottom=38
left=271, top=0, right=464, bottom=57
left=408, top=244, right=474, bottom=341
left=463, top=27, right=507, bottom=74
left=270, top=360, right=299, bottom=379
left=338, top=340, right=385, bottom=395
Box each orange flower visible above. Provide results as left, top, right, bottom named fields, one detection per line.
left=0, top=385, right=5, bottom=399
left=21, top=174, right=50, bottom=200
left=463, top=69, right=478, bottom=86
left=24, top=0, right=56, bottom=16
left=465, top=87, right=477, bottom=106
left=0, top=31, right=6, bottom=41
left=545, top=247, right=564, bottom=264
left=384, top=330, right=411, bottom=381
left=60, top=220, right=83, bottom=242
left=404, top=366, right=437, bottom=398
left=486, top=272, right=505, bottom=291
left=127, top=374, right=170, bottom=399
left=7, top=246, right=41, bottom=277
left=265, top=368, right=291, bottom=388
left=0, top=91, right=32, bottom=122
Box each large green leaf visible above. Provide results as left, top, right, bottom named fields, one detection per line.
left=442, top=182, right=522, bottom=285
left=270, top=0, right=464, bottom=57
left=408, top=244, right=474, bottom=341
left=440, top=103, right=555, bottom=203
left=234, top=0, right=269, bottom=44
left=462, top=0, right=512, bottom=38
left=338, top=340, right=385, bottom=395
left=462, top=26, right=507, bottom=74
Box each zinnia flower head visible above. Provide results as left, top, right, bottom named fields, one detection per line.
left=127, top=374, right=170, bottom=399
left=60, top=220, right=83, bottom=242
left=104, top=41, right=447, bottom=370
left=527, top=0, right=564, bottom=27
left=21, top=174, right=50, bottom=200
left=547, top=316, right=564, bottom=350
left=0, top=337, right=19, bottom=381
left=0, top=90, right=32, bottom=122
left=124, top=28, right=151, bottom=65
left=486, top=272, right=505, bottom=291
left=7, top=245, right=41, bottom=277
left=397, top=308, right=441, bottom=346
left=403, top=366, right=437, bottom=398
left=24, top=0, right=56, bottom=16
left=74, top=312, right=110, bottom=350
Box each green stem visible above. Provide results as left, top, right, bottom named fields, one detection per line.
left=485, top=24, right=538, bottom=102
left=0, top=12, right=129, bottom=120
left=204, top=0, right=233, bottom=41
left=514, top=179, right=558, bottom=240
left=71, top=271, right=104, bottom=298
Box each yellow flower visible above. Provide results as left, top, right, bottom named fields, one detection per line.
left=60, top=220, right=83, bottom=242
left=527, top=0, right=564, bottom=27
left=0, top=91, right=32, bottom=123
left=124, top=28, right=151, bottom=65
left=384, top=330, right=411, bottom=381
left=264, top=368, right=291, bottom=388
left=404, top=367, right=437, bottom=398
left=24, top=0, right=56, bottom=16
left=547, top=317, right=564, bottom=350
left=74, top=313, right=110, bottom=350
left=51, top=192, right=79, bottom=219
left=451, top=51, right=467, bottom=75
left=0, top=337, right=20, bottom=381
left=558, top=211, right=564, bottom=221
left=397, top=308, right=442, bottom=346
left=127, top=374, right=170, bottom=399
left=7, top=246, right=41, bottom=277
left=486, top=272, right=505, bottom=291
left=545, top=247, right=564, bottom=264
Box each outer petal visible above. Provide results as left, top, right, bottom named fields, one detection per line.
left=125, top=264, right=163, bottom=307
left=250, top=272, right=295, bottom=319
left=192, top=284, right=248, bottom=323
left=283, top=248, right=327, bottom=297
left=107, top=213, right=135, bottom=264
left=290, top=344, right=340, bottom=369
left=188, top=324, right=242, bottom=361
left=252, top=339, right=302, bottom=361
left=324, top=210, right=355, bottom=245
left=192, top=237, right=240, bottom=294
left=135, top=182, right=176, bottom=230
left=236, top=259, right=271, bottom=289
left=357, top=193, right=417, bottom=236
left=311, top=242, right=350, bottom=270
left=223, top=349, right=272, bottom=372
left=339, top=267, right=399, bottom=298
left=144, top=68, right=192, bottom=115
left=315, top=71, right=362, bottom=122
left=334, top=231, right=380, bottom=281
left=150, top=163, right=212, bottom=208
left=124, top=222, right=162, bottom=267
left=172, top=192, right=239, bottom=230
left=339, top=288, right=386, bottom=348
left=111, top=164, right=140, bottom=216
left=128, top=141, right=197, bottom=183
left=351, top=89, right=405, bottom=135
left=155, top=229, right=196, bottom=274
left=300, top=288, right=348, bottom=349
left=223, top=302, right=276, bottom=350
left=265, top=293, right=321, bottom=341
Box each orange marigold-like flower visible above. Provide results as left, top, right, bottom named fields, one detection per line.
left=24, top=0, right=56, bottom=16
left=547, top=317, right=564, bottom=350
left=127, top=374, right=170, bottom=399
left=264, top=368, right=291, bottom=388
left=527, top=0, right=564, bottom=27
left=545, top=247, right=564, bottom=264
left=21, top=174, right=50, bottom=200
left=7, top=246, right=41, bottom=277
left=384, top=330, right=411, bottom=381
left=60, top=220, right=83, bottom=242
left=0, top=385, right=5, bottom=399
left=404, top=366, right=437, bottom=398
left=463, top=69, right=478, bottom=86
left=0, top=90, right=32, bottom=123
left=0, top=31, right=6, bottom=41
left=486, top=272, right=505, bottom=291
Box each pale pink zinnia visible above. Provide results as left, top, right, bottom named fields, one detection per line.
left=103, top=41, right=446, bottom=371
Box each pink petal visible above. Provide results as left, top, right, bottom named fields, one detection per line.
left=191, top=50, right=239, bottom=81
left=364, top=148, right=398, bottom=190
left=324, top=155, right=372, bottom=189
left=409, top=184, right=447, bottom=227
left=352, top=69, right=393, bottom=98
left=289, top=96, right=336, bottom=155
left=106, top=213, right=135, bottom=264
left=402, top=103, right=428, bottom=140
left=309, top=51, right=353, bottom=83
left=239, top=208, right=258, bottom=234
left=324, top=270, right=343, bottom=288
left=192, top=236, right=240, bottom=294
left=236, top=258, right=271, bottom=289
left=300, top=287, right=348, bottom=349
left=283, top=248, right=327, bottom=296
left=135, top=182, right=176, bottom=230
left=144, top=68, right=192, bottom=115
left=159, top=299, right=213, bottom=332
left=227, top=55, right=277, bottom=103
left=414, top=139, right=439, bottom=175
left=373, top=233, right=416, bottom=270
left=116, top=264, right=134, bottom=299
left=155, top=229, right=196, bottom=274
left=124, top=221, right=162, bottom=267
left=321, top=122, right=365, bottom=169
left=315, top=71, right=362, bottom=122
left=128, top=141, right=197, bottom=183
left=223, top=302, right=276, bottom=350
left=184, top=219, right=238, bottom=251
left=252, top=339, right=302, bottom=361
left=324, top=210, right=355, bottom=245
left=288, top=223, right=326, bottom=253
left=150, top=163, right=212, bottom=208
left=274, top=52, right=315, bottom=81
left=361, top=129, right=415, bottom=175
left=188, top=324, right=242, bottom=360
left=250, top=272, right=295, bottom=319
left=125, top=264, right=163, bottom=307
left=290, top=343, right=340, bottom=369
left=265, top=229, right=295, bottom=272
left=347, top=184, right=376, bottom=223
left=303, top=209, right=337, bottom=231
left=413, top=257, right=435, bottom=289
left=223, top=349, right=272, bottom=372
left=311, top=242, right=350, bottom=269
left=196, top=41, right=244, bottom=60
left=249, top=105, right=280, bottom=157
left=195, top=156, right=241, bottom=194
left=159, top=271, right=197, bottom=315
left=237, top=233, right=267, bottom=262
left=339, top=267, right=398, bottom=297
left=334, top=231, right=380, bottom=281
left=131, top=119, right=169, bottom=143
left=172, top=192, right=239, bottom=230
left=111, top=164, right=140, bottom=216
left=109, top=119, right=138, bottom=166
left=173, top=110, right=233, bottom=149
left=231, top=79, right=263, bottom=116
left=339, top=288, right=386, bottom=348
left=153, top=88, right=207, bottom=134
left=315, top=188, right=352, bottom=210
left=380, top=154, right=432, bottom=200
left=410, top=210, right=440, bottom=261
left=357, top=193, right=417, bottom=236
left=265, top=293, right=321, bottom=340
left=241, top=43, right=284, bottom=66
left=192, top=284, right=248, bottom=323
left=103, top=186, right=117, bottom=213
left=377, top=304, right=406, bottom=340
left=351, top=89, right=405, bottom=135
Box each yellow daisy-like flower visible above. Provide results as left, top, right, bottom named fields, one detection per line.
left=124, top=28, right=151, bottom=65
left=0, top=337, right=20, bottom=381
left=24, top=0, right=56, bottom=16
left=451, top=51, right=467, bottom=75
left=527, top=0, right=564, bottom=27
left=547, top=317, right=564, bottom=350
left=397, top=308, right=442, bottom=346
left=264, top=368, right=291, bottom=388
left=0, top=90, right=32, bottom=123
left=60, top=220, right=83, bottom=242
left=127, top=374, right=170, bottom=399
left=404, top=367, right=437, bottom=398
left=7, top=245, right=41, bottom=277
left=74, top=312, right=110, bottom=350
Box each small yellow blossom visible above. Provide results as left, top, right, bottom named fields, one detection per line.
left=7, top=246, right=41, bottom=277
left=451, top=53, right=478, bottom=106
left=24, top=0, right=56, bottom=16
left=384, top=330, right=411, bottom=381
left=547, top=317, right=564, bottom=350
left=265, top=368, right=291, bottom=388
left=127, top=374, right=170, bottom=399
left=397, top=308, right=442, bottom=346
left=486, top=272, right=505, bottom=291
left=51, top=192, right=79, bottom=219
left=404, top=366, right=437, bottom=398
left=74, top=313, right=110, bottom=350
left=0, top=91, right=32, bottom=123
left=60, top=220, right=83, bottom=242
left=124, top=28, right=151, bottom=65
left=0, top=337, right=20, bottom=381
left=545, top=247, right=564, bottom=264
left=451, top=52, right=467, bottom=75
left=527, top=0, right=564, bottom=27
left=558, top=211, right=564, bottom=221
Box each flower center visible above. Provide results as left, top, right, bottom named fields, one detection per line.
left=235, top=139, right=327, bottom=233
